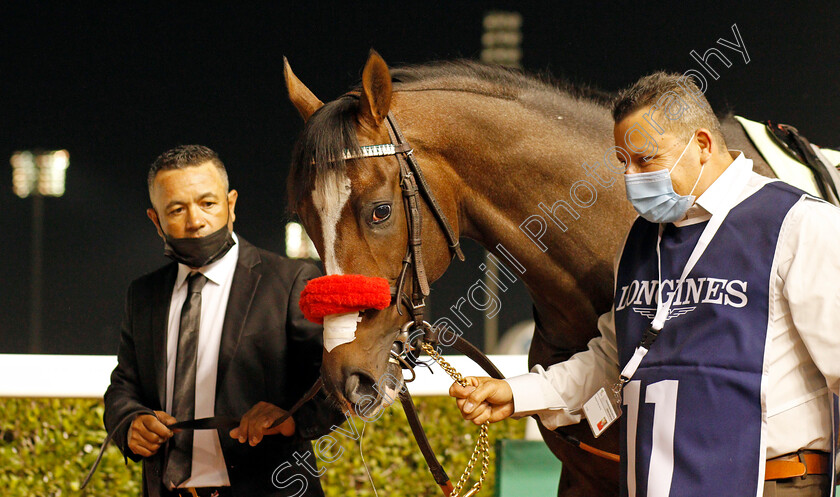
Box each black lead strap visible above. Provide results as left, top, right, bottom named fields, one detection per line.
left=81, top=378, right=323, bottom=490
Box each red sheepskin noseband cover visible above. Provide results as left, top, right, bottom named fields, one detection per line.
left=299, top=274, right=392, bottom=324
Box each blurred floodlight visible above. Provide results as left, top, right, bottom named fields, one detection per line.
left=11, top=151, right=37, bottom=198
left=481, top=11, right=523, bottom=68
left=285, top=222, right=320, bottom=260
left=483, top=11, right=522, bottom=30
left=11, top=149, right=70, bottom=198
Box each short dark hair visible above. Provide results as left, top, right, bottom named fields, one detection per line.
left=147, top=145, right=229, bottom=192
left=612, top=71, right=724, bottom=144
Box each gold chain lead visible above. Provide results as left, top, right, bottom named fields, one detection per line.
left=420, top=342, right=491, bottom=497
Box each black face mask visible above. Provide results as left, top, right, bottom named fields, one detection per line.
left=162, top=222, right=236, bottom=269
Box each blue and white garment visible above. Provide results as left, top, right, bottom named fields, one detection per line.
left=614, top=180, right=808, bottom=497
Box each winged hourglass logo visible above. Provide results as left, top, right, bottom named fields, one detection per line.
left=632, top=306, right=697, bottom=320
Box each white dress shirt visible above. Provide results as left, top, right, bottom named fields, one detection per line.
left=506, top=153, right=840, bottom=458
left=164, top=232, right=239, bottom=487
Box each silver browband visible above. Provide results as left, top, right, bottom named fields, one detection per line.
left=343, top=143, right=399, bottom=160
left=310, top=144, right=410, bottom=165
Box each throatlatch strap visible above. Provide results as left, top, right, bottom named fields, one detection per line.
left=386, top=112, right=465, bottom=262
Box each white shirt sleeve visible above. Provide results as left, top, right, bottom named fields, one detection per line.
left=778, top=197, right=840, bottom=396
left=505, top=219, right=634, bottom=431
left=504, top=307, right=621, bottom=430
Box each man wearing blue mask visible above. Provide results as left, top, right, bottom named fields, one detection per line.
left=450, top=73, right=840, bottom=497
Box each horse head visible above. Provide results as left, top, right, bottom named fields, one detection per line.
left=284, top=51, right=462, bottom=415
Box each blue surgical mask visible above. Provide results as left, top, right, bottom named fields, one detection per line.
left=624, top=139, right=705, bottom=223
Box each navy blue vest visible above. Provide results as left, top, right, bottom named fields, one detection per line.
left=614, top=181, right=803, bottom=497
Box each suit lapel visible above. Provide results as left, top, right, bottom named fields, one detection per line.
left=216, top=239, right=261, bottom=396
left=153, top=265, right=177, bottom=410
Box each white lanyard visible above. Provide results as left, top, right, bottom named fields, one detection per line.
left=617, top=199, right=738, bottom=386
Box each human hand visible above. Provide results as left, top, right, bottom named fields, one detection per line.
left=449, top=376, right=515, bottom=425
left=229, top=401, right=295, bottom=446
left=127, top=410, right=176, bottom=457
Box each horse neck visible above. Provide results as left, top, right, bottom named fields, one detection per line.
left=394, top=90, right=635, bottom=347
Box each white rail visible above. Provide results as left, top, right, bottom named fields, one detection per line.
left=0, top=354, right=530, bottom=398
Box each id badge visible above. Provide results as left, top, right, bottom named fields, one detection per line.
left=583, top=387, right=621, bottom=438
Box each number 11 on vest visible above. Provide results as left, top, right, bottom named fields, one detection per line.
left=623, top=379, right=679, bottom=497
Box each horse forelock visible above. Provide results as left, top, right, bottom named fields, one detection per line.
left=289, top=95, right=361, bottom=211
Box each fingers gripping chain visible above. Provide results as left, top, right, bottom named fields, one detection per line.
left=420, top=342, right=490, bottom=497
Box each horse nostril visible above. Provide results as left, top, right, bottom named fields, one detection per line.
left=344, top=371, right=379, bottom=406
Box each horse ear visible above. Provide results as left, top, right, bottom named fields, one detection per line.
left=358, top=50, right=392, bottom=127
left=284, top=56, right=324, bottom=122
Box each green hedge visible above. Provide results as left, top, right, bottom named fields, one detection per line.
left=0, top=397, right=526, bottom=496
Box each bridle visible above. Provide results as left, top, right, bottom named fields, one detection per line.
left=82, top=111, right=617, bottom=494
left=383, top=113, right=464, bottom=328
left=343, top=111, right=618, bottom=495
left=376, top=111, right=494, bottom=496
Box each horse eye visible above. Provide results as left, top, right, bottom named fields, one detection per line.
left=371, top=204, right=392, bottom=224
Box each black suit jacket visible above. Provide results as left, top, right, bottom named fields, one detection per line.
left=104, top=238, right=343, bottom=497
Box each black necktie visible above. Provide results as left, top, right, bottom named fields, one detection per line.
left=164, top=272, right=207, bottom=489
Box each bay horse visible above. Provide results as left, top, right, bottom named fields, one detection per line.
left=282, top=51, right=776, bottom=496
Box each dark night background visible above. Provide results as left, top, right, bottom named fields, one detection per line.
left=1, top=2, right=838, bottom=355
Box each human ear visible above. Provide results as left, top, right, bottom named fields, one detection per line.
left=227, top=190, right=238, bottom=224
left=695, top=129, right=715, bottom=164
left=147, top=208, right=165, bottom=239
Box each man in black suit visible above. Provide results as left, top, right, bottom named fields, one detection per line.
left=104, top=145, right=342, bottom=497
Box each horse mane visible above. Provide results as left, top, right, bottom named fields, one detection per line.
left=390, top=60, right=613, bottom=104
left=288, top=60, right=613, bottom=209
